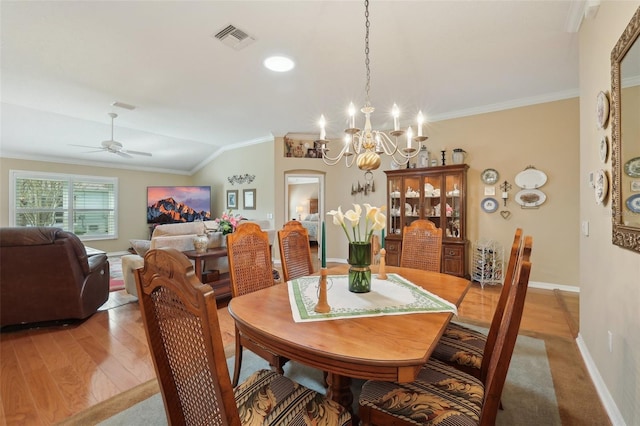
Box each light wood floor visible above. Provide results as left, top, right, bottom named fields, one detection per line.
left=0, top=254, right=608, bottom=425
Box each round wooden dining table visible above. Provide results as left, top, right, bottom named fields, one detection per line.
left=228, top=264, right=471, bottom=419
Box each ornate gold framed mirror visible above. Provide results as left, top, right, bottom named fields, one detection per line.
left=611, top=7, right=640, bottom=252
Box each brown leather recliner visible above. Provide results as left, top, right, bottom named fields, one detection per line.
left=0, top=227, right=109, bottom=327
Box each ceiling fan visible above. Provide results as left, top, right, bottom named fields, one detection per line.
left=71, top=113, right=152, bottom=158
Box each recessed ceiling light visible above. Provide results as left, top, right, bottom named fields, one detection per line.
left=264, top=56, right=295, bottom=72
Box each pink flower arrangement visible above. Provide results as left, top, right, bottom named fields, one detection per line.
left=213, top=210, right=243, bottom=235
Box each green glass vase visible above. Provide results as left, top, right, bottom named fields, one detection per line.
left=348, top=242, right=371, bottom=293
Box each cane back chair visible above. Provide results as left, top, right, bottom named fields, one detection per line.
left=135, top=247, right=351, bottom=425
left=430, top=228, right=524, bottom=379
left=227, top=222, right=287, bottom=386
left=358, top=236, right=532, bottom=426
left=278, top=220, right=314, bottom=282
left=400, top=219, right=443, bottom=272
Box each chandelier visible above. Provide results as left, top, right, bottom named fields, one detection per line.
left=316, top=0, right=426, bottom=171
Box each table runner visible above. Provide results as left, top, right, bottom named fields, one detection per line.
left=287, top=273, right=457, bottom=322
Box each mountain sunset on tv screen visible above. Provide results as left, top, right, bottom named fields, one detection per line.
left=147, top=186, right=211, bottom=224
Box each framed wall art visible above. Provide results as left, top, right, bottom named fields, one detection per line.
left=227, top=190, right=238, bottom=209
left=243, top=189, right=256, bottom=210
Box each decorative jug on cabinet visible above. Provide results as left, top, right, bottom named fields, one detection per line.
left=452, top=148, right=467, bottom=164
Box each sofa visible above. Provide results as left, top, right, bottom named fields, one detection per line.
left=0, top=227, right=110, bottom=327
left=123, top=220, right=274, bottom=297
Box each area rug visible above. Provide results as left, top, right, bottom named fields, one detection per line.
left=62, top=330, right=561, bottom=425
left=107, top=255, right=124, bottom=292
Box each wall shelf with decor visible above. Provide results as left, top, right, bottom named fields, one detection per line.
left=384, top=164, right=469, bottom=277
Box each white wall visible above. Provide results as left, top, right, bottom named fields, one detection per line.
left=579, top=3, right=640, bottom=424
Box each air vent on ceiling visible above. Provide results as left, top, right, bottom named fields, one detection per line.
left=213, top=24, right=256, bottom=50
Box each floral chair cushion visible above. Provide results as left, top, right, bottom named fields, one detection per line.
left=235, top=369, right=351, bottom=425
left=359, top=359, right=483, bottom=426
left=430, top=322, right=487, bottom=376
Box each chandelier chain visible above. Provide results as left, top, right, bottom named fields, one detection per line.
left=364, top=0, right=371, bottom=106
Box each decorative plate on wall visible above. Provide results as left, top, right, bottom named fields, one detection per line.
left=515, top=167, right=547, bottom=189
left=599, top=136, right=608, bottom=163
left=514, top=189, right=546, bottom=208
left=596, top=90, right=610, bottom=129
left=626, top=194, right=640, bottom=213
left=480, top=197, right=499, bottom=213
left=481, top=168, right=499, bottom=185
left=624, top=157, right=640, bottom=177
left=594, top=169, right=608, bottom=205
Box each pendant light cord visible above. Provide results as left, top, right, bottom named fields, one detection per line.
left=364, top=0, right=371, bottom=107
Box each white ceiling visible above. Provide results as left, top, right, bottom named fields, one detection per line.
left=1, top=1, right=589, bottom=174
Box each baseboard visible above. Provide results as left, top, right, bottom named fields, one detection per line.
left=529, top=280, right=580, bottom=293
left=576, top=333, right=626, bottom=426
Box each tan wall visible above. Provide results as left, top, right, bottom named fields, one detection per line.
left=192, top=140, right=275, bottom=229
left=274, top=98, right=579, bottom=287
left=0, top=157, right=191, bottom=253
left=579, top=2, right=640, bottom=424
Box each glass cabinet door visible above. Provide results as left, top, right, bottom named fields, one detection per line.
left=388, top=176, right=402, bottom=235
left=444, top=173, right=463, bottom=240
left=403, top=176, right=421, bottom=229
left=422, top=175, right=442, bottom=229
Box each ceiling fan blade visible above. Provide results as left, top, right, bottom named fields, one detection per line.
left=116, top=151, right=133, bottom=158
left=122, top=149, right=153, bottom=157
left=69, top=143, right=103, bottom=149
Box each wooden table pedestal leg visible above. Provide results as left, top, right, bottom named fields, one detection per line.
left=326, top=372, right=358, bottom=423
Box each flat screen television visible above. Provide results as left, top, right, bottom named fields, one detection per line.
left=147, top=186, right=212, bottom=224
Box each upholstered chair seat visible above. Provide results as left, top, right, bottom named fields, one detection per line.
left=430, top=323, right=487, bottom=373
left=359, top=359, right=484, bottom=426
left=235, top=369, right=351, bottom=425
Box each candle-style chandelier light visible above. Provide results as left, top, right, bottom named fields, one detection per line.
left=316, top=0, right=426, bottom=171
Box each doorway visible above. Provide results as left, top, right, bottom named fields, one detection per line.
left=284, top=172, right=324, bottom=260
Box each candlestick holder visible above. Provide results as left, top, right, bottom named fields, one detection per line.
left=499, top=180, right=512, bottom=206
left=377, top=248, right=388, bottom=280
left=441, top=150, right=446, bottom=166
left=314, top=268, right=330, bottom=313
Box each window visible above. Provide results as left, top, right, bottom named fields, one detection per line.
left=10, top=170, right=118, bottom=241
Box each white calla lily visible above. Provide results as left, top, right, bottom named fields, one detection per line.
left=327, top=203, right=386, bottom=244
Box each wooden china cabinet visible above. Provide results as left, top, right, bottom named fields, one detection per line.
left=384, top=164, right=469, bottom=277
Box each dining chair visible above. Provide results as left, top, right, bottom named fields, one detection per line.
left=430, top=228, right=524, bottom=379
left=134, top=247, right=352, bottom=425
left=358, top=235, right=533, bottom=426
left=227, top=222, right=288, bottom=386
left=400, top=219, right=443, bottom=272
left=278, top=220, right=314, bottom=282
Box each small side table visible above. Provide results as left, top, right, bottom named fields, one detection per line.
left=183, top=247, right=231, bottom=300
